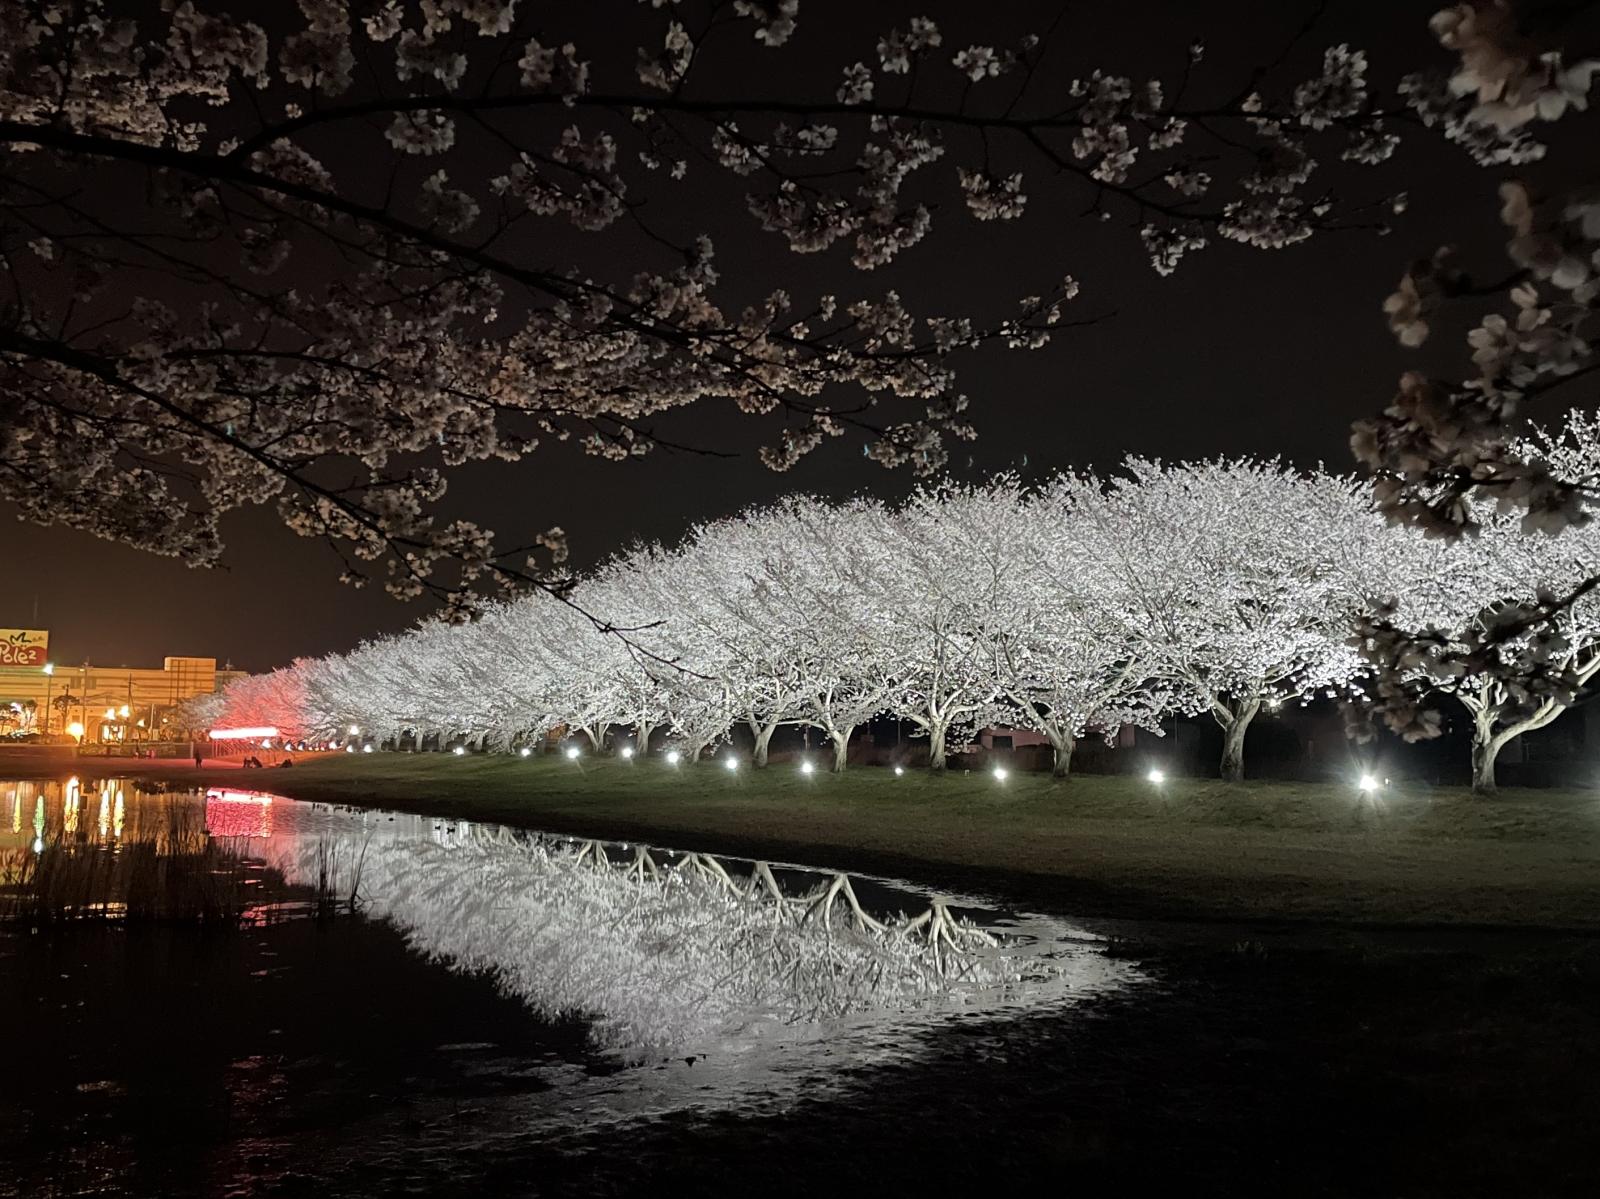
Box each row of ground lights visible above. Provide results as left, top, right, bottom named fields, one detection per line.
left=427, top=746, right=1389, bottom=794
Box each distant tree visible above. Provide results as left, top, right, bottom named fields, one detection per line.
left=1370, top=412, right=1600, bottom=792
left=1066, top=459, right=1377, bottom=782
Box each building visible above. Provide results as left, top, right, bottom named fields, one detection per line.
left=0, top=629, right=245, bottom=741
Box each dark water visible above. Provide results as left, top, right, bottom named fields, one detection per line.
left=3, top=779, right=1599, bottom=1197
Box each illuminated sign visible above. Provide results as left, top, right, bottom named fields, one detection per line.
left=0, top=629, right=48, bottom=667
left=208, top=726, right=280, bottom=740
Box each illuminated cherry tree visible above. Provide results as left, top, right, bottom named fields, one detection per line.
left=1368, top=412, right=1600, bottom=792
left=1063, top=459, right=1378, bottom=781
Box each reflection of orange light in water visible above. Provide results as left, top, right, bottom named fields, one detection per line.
left=9, top=791, right=18, bottom=835
left=113, top=790, right=124, bottom=839
left=204, top=790, right=276, bottom=839
left=98, top=792, right=109, bottom=838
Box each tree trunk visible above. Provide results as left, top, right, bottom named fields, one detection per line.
left=583, top=725, right=605, bottom=751
left=1218, top=701, right=1259, bottom=783
left=1470, top=716, right=1502, bottom=795
left=829, top=727, right=852, bottom=773
left=752, top=722, right=776, bottom=768
left=927, top=720, right=949, bottom=772
left=634, top=721, right=653, bottom=756
left=1050, top=732, right=1075, bottom=779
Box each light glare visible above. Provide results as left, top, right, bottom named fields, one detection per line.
left=620, top=746, right=634, bottom=759
left=993, top=766, right=1008, bottom=781
left=666, top=750, right=681, bottom=765
left=1147, top=768, right=1166, bottom=785
left=1358, top=773, right=1381, bottom=794
left=565, top=745, right=580, bottom=760
left=799, top=760, right=814, bottom=774
left=452, top=745, right=465, bottom=756
left=723, top=757, right=738, bottom=771
left=519, top=747, right=531, bottom=758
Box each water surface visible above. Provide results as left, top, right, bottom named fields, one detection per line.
left=0, top=778, right=1132, bottom=1196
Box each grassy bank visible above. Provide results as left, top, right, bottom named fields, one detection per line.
left=116, top=752, right=1600, bottom=930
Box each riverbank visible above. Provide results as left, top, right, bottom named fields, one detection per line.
left=51, top=753, right=1600, bottom=930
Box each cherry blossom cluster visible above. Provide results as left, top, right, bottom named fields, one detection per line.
left=3, top=1, right=1457, bottom=610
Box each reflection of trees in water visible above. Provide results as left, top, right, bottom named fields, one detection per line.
left=275, top=826, right=1075, bottom=1056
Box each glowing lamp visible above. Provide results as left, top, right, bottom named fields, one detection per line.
left=894, top=765, right=905, bottom=776
left=519, top=747, right=532, bottom=758
left=799, top=760, right=814, bottom=775
left=66, top=721, right=84, bottom=739
left=723, top=757, right=738, bottom=772
left=104, top=707, right=116, bottom=720
left=118, top=705, right=130, bottom=719
left=1358, top=774, right=1381, bottom=794
left=565, top=745, right=580, bottom=760
left=41, top=663, right=53, bottom=676
left=346, top=745, right=356, bottom=754
left=1147, top=769, right=1166, bottom=785
left=349, top=724, right=361, bottom=735
left=362, top=744, right=373, bottom=754
left=666, top=750, right=681, bottom=766
left=452, top=746, right=466, bottom=756
left=993, top=766, right=1009, bottom=781
left=620, top=746, right=634, bottom=760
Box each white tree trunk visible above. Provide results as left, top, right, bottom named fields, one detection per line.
left=829, top=727, right=852, bottom=772
left=1049, top=730, right=1075, bottom=779
left=1470, top=718, right=1504, bottom=795
left=927, top=719, right=950, bottom=772
left=751, top=721, right=777, bottom=768
left=1218, top=698, right=1260, bottom=783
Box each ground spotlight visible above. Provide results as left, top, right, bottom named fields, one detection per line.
left=1147, top=768, right=1165, bottom=785
left=345, top=744, right=355, bottom=754
left=519, top=747, right=531, bottom=758
left=666, top=750, right=681, bottom=765
left=620, top=746, right=634, bottom=760
left=799, top=760, right=814, bottom=775
left=1358, top=773, right=1381, bottom=795
left=723, top=757, right=738, bottom=772
left=894, top=765, right=905, bottom=776
left=565, top=745, right=580, bottom=760
left=452, top=746, right=465, bottom=757
left=362, top=744, right=373, bottom=754
left=993, top=766, right=1008, bottom=781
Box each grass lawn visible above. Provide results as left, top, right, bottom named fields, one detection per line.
left=136, top=751, right=1600, bottom=930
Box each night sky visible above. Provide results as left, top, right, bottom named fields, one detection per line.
left=3, top=0, right=1564, bottom=669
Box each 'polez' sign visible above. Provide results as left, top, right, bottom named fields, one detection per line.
left=0, top=629, right=49, bottom=667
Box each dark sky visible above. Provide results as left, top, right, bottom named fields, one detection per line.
left=4, top=0, right=1561, bottom=669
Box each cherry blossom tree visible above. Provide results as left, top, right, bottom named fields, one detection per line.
left=1066, top=459, right=1378, bottom=782
left=1350, top=3, right=1600, bottom=716
left=1368, top=413, right=1600, bottom=792
left=1005, top=478, right=1171, bottom=777
left=3, top=0, right=1443, bottom=610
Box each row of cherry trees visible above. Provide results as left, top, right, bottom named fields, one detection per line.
left=204, top=428, right=1600, bottom=793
